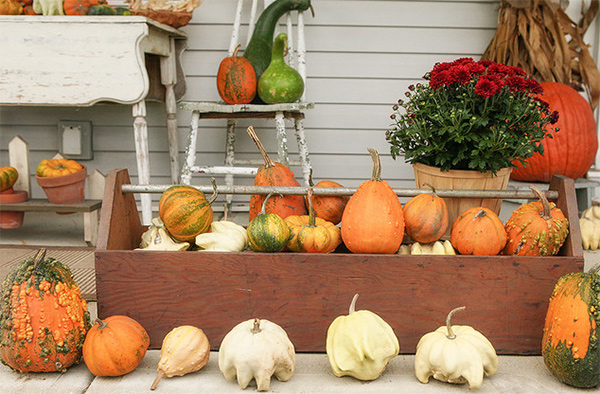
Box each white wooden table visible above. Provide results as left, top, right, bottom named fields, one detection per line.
left=0, top=16, right=188, bottom=225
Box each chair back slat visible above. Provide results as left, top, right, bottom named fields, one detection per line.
left=228, top=0, right=245, bottom=55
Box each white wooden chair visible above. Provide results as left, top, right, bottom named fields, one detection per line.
left=179, top=0, right=313, bottom=210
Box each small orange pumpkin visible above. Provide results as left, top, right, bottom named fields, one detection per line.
left=63, top=0, right=105, bottom=15
left=451, top=207, right=507, bottom=255
left=285, top=188, right=341, bottom=253
left=82, top=315, right=150, bottom=377
left=217, top=44, right=257, bottom=105
left=308, top=179, right=348, bottom=225
left=36, top=158, right=83, bottom=177
left=0, top=0, right=23, bottom=14
left=403, top=184, right=448, bottom=243
left=341, top=148, right=404, bottom=254
left=0, top=166, right=18, bottom=192
left=503, top=185, right=569, bottom=256
left=247, top=126, right=307, bottom=221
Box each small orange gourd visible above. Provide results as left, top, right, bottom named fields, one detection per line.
left=341, top=148, right=404, bottom=254
left=503, top=185, right=569, bottom=256
left=83, top=315, right=150, bottom=377
left=285, top=188, right=341, bottom=253
left=403, top=184, right=448, bottom=243
left=450, top=207, right=507, bottom=255
left=217, top=44, right=257, bottom=105
left=308, top=178, right=348, bottom=225
left=247, top=126, right=307, bottom=221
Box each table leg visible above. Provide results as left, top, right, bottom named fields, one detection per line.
left=133, top=101, right=153, bottom=225
left=161, top=39, right=180, bottom=184
left=84, top=210, right=99, bottom=246
left=275, top=111, right=289, bottom=166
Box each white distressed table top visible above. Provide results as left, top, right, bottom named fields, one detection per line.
left=0, top=16, right=187, bottom=106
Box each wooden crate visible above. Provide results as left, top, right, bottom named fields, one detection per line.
left=95, top=169, right=584, bottom=354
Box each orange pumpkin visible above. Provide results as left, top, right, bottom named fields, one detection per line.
left=308, top=179, right=349, bottom=225
left=0, top=0, right=23, bottom=14
left=36, top=158, right=83, bottom=177
left=450, top=207, right=507, bottom=255
left=403, top=184, right=448, bottom=243
left=341, top=148, right=404, bottom=254
left=503, top=185, right=569, bottom=256
left=217, top=44, right=257, bottom=105
left=159, top=184, right=217, bottom=242
left=247, top=126, right=307, bottom=221
left=63, top=0, right=105, bottom=14
left=285, top=188, right=341, bottom=253
left=511, top=82, right=598, bottom=182
left=82, top=315, right=149, bottom=377
left=0, top=249, right=90, bottom=372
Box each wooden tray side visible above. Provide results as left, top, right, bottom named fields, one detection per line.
left=95, top=250, right=583, bottom=354
left=96, top=169, right=144, bottom=251
left=549, top=175, right=583, bottom=257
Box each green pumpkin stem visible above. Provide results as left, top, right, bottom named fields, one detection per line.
left=445, top=306, right=466, bottom=339
left=247, top=126, right=275, bottom=168
left=530, top=185, right=551, bottom=220
left=348, top=293, right=359, bottom=314
left=261, top=192, right=284, bottom=215
left=95, top=318, right=108, bottom=330
left=367, top=148, right=382, bottom=181
left=590, top=262, right=600, bottom=274
left=475, top=209, right=487, bottom=219
left=32, top=248, right=47, bottom=270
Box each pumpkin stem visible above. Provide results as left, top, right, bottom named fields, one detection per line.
left=445, top=306, right=466, bottom=340
left=232, top=43, right=241, bottom=57
left=261, top=192, right=283, bottom=215
left=32, top=248, right=47, bottom=270
left=251, top=318, right=262, bottom=334
left=367, top=148, right=382, bottom=181
left=307, top=169, right=316, bottom=227
left=423, top=183, right=437, bottom=195
left=223, top=204, right=229, bottom=222
left=208, top=177, right=219, bottom=205
left=94, top=318, right=108, bottom=330
left=590, top=262, right=600, bottom=274
left=151, top=370, right=165, bottom=390
left=474, top=209, right=487, bottom=219
left=348, top=293, right=359, bottom=314
left=530, top=185, right=551, bottom=220
left=247, top=126, right=275, bottom=168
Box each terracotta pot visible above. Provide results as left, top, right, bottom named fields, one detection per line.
left=0, top=188, right=28, bottom=229
left=36, top=166, right=87, bottom=204
left=413, top=163, right=512, bottom=234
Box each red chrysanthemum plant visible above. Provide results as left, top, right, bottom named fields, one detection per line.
left=386, top=58, right=559, bottom=174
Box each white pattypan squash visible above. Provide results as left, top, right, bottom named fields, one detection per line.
left=218, top=318, right=295, bottom=392
left=326, top=293, right=399, bottom=381
left=196, top=220, right=248, bottom=252
left=414, top=306, right=498, bottom=390
left=580, top=216, right=600, bottom=250
left=398, top=240, right=455, bottom=255
left=582, top=205, right=600, bottom=221
left=137, top=218, right=190, bottom=251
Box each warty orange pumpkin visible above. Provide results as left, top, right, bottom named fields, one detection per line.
left=503, top=185, right=569, bottom=256
left=340, top=148, right=404, bottom=254
left=247, top=126, right=307, bottom=221
left=403, top=184, right=448, bottom=243
left=450, top=207, right=507, bottom=255
left=0, top=249, right=90, bottom=372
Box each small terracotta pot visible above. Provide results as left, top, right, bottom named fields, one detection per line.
left=36, top=166, right=87, bottom=204
left=0, top=189, right=28, bottom=229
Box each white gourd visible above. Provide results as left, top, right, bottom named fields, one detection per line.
left=414, top=307, right=498, bottom=390
left=137, top=218, right=190, bottom=251
left=196, top=220, right=248, bottom=252
left=218, top=318, right=296, bottom=392
left=582, top=205, right=600, bottom=221
left=580, top=217, right=600, bottom=250
left=397, top=240, right=455, bottom=255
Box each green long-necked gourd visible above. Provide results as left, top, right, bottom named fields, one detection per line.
left=258, top=33, right=305, bottom=104
left=243, top=0, right=312, bottom=83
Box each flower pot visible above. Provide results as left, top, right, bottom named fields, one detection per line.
left=413, top=163, right=512, bottom=232
left=36, top=166, right=87, bottom=205
left=0, top=188, right=28, bottom=229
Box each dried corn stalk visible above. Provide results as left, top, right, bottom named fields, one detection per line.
left=482, top=0, right=600, bottom=109
left=128, top=0, right=203, bottom=13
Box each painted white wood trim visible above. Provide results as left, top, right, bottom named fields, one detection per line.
left=8, top=136, right=30, bottom=195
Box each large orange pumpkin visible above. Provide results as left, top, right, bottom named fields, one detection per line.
left=503, top=185, right=569, bottom=256
left=159, top=184, right=217, bottom=242
left=403, top=184, right=448, bottom=243
left=247, top=126, right=307, bottom=221
left=450, top=207, right=507, bottom=255
left=82, top=315, right=149, bottom=377
left=0, top=249, right=90, bottom=372
left=217, top=44, right=257, bottom=105
left=341, top=148, right=404, bottom=254
left=511, top=82, right=598, bottom=182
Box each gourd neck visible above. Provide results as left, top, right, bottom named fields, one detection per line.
left=367, top=148, right=382, bottom=181
left=271, top=33, right=288, bottom=65
left=445, top=306, right=465, bottom=339
left=530, top=185, right=551, bottom=220
left=348, top=293, right=359, bottom=314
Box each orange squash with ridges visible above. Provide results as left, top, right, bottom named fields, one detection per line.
left=159, top=185, right=217, bottom=242
left=403, top=184, right=448, bottom=243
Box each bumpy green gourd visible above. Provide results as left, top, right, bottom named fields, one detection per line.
left=258, top=33, right=305, bottom=104
left=243, top=0, right=312, bottom=83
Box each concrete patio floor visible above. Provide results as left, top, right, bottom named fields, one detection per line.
left=1, top=211, right=599, bottom=393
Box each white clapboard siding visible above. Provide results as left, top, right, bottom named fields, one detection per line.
left=1, top=0, right=598, bottom=207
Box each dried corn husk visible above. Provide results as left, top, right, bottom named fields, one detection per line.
left=482, top=0, right=600, bottom=109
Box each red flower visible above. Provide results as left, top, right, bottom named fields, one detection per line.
left=506, top=76, right=526, bottom=92
left=524, top=78, right=543, bottom=94
left=475, top=75, right=503, bottom=98
left=550, top=110, right=559, bottom=124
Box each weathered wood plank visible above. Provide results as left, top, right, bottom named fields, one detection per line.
left=0, top=199, right=101, bottom=213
